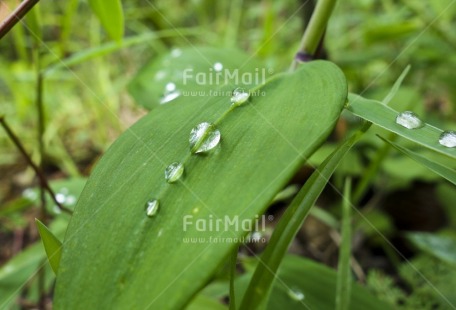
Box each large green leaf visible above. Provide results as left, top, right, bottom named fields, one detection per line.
left=88, top=0, right=124, bottom=41
left=54, top=60, right=347, bottom=309
left=406, top=232, right=456, bottom=267
left=128, top=47, right=266, bottom=110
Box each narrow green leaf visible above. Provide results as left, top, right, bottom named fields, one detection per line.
left=336, top=179, right=352, bottom=310
left=54, top=61, right=347, bottom=309
left=382, top=65, right=410, bottom=106
left=378, top=136, right=456, bottom=185
left=347, top=93, right=456, bottom=159
left=35, top=219, right=63, bottom=275
left=406, top=232, right=456, bottom=267
left=88, top=0, right=124, bottom=41
left=236, top=255, right=392, bottom=310
left=229, top=247, right=238, bottom=310
left=44, top=29, right=201, bottom=75
left=239, top=125, right=368, bottom=309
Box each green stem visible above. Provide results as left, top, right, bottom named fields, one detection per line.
left=0, top=117, right=73, bottom=214
left=291, top=0, right=337, bottom=69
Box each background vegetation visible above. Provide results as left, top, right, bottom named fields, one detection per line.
left=0, top=0, right=455, bottom=309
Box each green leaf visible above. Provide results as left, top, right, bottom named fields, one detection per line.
left=35, top=219, right=63, bottom=275
left=347, top=93, right=456, bottom=159
left=236, top=255, right=392, bottom=310
left=239, top=125, right=368, bottom=309
left=88, top=0, right=124, bottom=41
left=128, top=47, right=266, bottom=110
left=336, top=179, right=352, bottom=310
left=54, top=60, right=347, bottom=309
left=0, top=219, right=67, bottom=308
left=406, top=232, right=456, bottom=267
left=378, top=136, right=456, bottom=185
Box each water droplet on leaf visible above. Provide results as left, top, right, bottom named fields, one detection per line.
left=230, top=87, right=250, bottom=106
left=395, top=111, right=424, bottom=129
left=146, top=199, right=160, bottom=217
left=288, top=288, right=305, bottom=301
left=439, top=130, right=456, bottom=148
left=160, top=82, right=181, bottom=104
left=165, top=162, right=184, bottom=183
left=213, top=62, right=223, bottom=72
left=171, top=48, right=182, bottom=58
left=189, top=122, right=221, bottom=154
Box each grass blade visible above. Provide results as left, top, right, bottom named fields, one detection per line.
left=35, top=219, right=62, bottom=275
left=347, top=93, right=456, bottom=159
left=88, top=0, right=124, bottom=41
left=378, top=136, right=456, bottom=185
left=230, top=247, right=238, bottom=310
left=239, top=125, right=368, bottom=310
left=336, top=179, right=352, bottom=310
left=382, top=65, right=410, bottom=106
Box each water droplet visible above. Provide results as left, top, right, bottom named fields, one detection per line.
left=160, top=82, right=181, bottom=104
left=53, top=205, right=62, bottom=214
left=22, top=188, right=37, bottom=201
left=213, top=62, right=223, bottom=72
left=288, top=288, right=305, bottom=301
left=250, top=231, right=262, bottom=242
left=154, top=70, right=166, bottom=81
left=439, top=130, right=456, bottom=148
left=66, top=195, right=77, bottom=205
left=395, top=111, right=424, bottom=129
left=230, top=87, right=250, bottom=106
left=60, top=187, right=69, bottom=195
left=165, top=162, right=184, bottom=183
left=171, top=48, right=182, bottom=58
left=189, top=122, right=221, bottom=154
left=55, top=193, right=66, bottom=203
left=192, top=207, right=200, bottom=214
left=146, top=199, right=160, bottom=217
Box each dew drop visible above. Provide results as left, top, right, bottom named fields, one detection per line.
left=165, top=162, right=184, bottom=183
left=395, top=111, right=424, bottom=129
left=171, top=48, right=182, bottom=58
left=230, top=87, right=250, bottom=106
left=213, top=62, right=223, bottom=72
left=288, top=288, right=305, bottom=301
left=439, top=130, right=456, bottom=148
left=146, top=199, right=160, bottom=217
left=189, top=122, right=221, bottom=154
left=55, top=193, right=66, bottom=203
left=160, top=82, right=181, bottom=104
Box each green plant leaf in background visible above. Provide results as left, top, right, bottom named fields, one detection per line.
left=378, top=136, right=456, bottom=185
left=88, top=0, right=124, bottom=41
left=54, top=60, right=347, bottom=309
left=236, top=255, right=392, bottom=310
left=347, top=93, right=456, bottom=160
left=127, top=47, right=266, bottom=110
left=406, top=232, right=456, bottom=267
left=35, top=219, right=63, bottom=275
left=0, top=219, right=67, bottom=309
left=239, top=125, right=368, bottom=309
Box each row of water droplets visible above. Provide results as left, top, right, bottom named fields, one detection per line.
left=147, top=87, right=251, bottom=217
left=395, top=111, right=456, bottom=148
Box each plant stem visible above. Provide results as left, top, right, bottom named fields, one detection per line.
left=291, top=0, right=337, bottom=69
left=0, top=0, right=40, bottom=40
left=0, top=117, right=73, bottom=214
